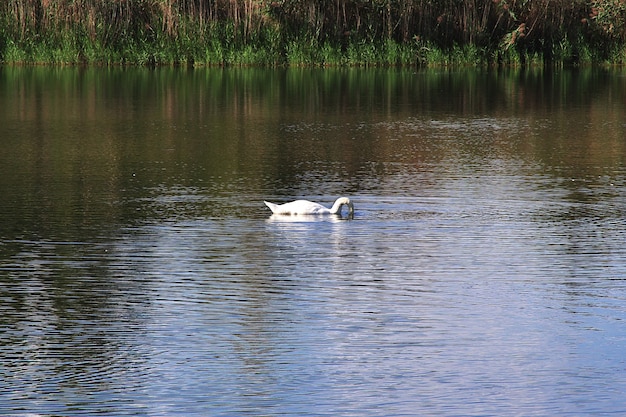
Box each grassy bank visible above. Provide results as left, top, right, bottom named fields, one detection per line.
left=1, top=1, right=626, bottom=66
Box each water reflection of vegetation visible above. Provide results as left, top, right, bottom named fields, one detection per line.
left=0, top=67, right=624, bottom=240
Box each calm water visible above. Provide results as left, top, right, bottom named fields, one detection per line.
left=1, top=67, right=625, bottom=416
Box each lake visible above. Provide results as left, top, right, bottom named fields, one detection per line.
left=1, top=66, right=625, bottom=416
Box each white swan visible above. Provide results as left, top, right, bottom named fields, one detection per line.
left=264, top=197, right=354, bottom=216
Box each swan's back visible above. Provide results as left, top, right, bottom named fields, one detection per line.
left=264, top=200, right=329, bottom=215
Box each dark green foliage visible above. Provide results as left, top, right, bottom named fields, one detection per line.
left=0, top=0, right=625, bottom=66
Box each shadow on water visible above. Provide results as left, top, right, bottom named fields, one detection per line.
left=1, top=66, right=626, bottom=416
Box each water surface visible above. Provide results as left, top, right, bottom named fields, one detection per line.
left=1, top=67, right=625, bottom=416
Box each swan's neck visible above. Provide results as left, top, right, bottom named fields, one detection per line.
left=330, top=198, right=353, bottom=215
left=330, top=202, right=342, bottom=214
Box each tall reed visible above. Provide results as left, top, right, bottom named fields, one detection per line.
left=1, top=0, right=625, bottom=65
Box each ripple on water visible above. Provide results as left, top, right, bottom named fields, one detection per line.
left=3, top=70, right=626, bottom=416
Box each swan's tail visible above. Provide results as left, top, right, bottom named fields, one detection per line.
left=264, top=201, right=278, bottom=214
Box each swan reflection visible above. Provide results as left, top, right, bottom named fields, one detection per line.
left=266, top=213, right=351, bottom=223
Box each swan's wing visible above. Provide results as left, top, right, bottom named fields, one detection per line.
left=295, top=200, right=331, bottom=214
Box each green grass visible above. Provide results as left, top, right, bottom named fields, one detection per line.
left=1, top=21, right=625, bottom=67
